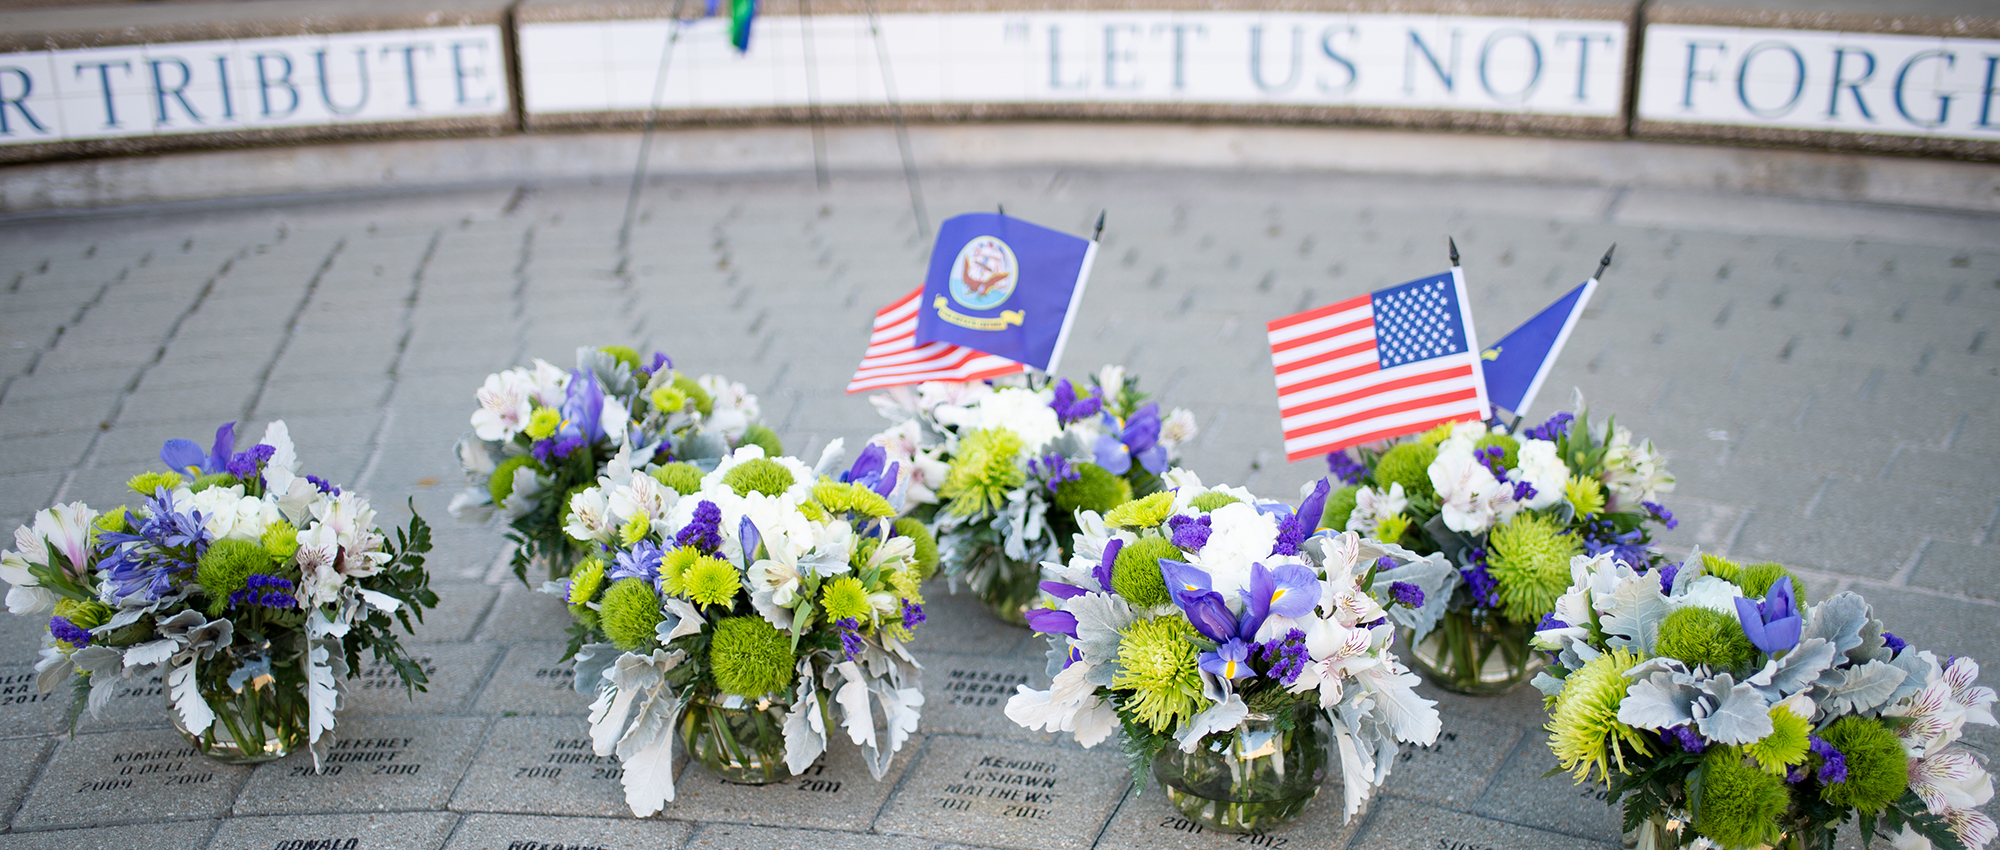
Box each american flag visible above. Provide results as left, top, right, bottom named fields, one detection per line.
left=846, top=287, right=1026, bottom=393
left=1267, top=271, right=1491, bottom=462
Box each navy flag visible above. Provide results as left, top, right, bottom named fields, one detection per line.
left=913, top=212, right=1097, bottom=374
left=1480, top=276, right=1598, bottom=420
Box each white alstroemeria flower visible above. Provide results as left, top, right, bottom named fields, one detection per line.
left=1191, top=501, right=1276, bottom=600
left=1943, top=656, right=1998, bottom=728
left=564, top=486, right=614, bottom=545
left=972, top=387, right=1061, bottom=451
left=699, top=375, right=761, bottom=424
left=1947, top=808, right=1999, bottom=850
left=31, top=502, right=98, bottom=577
left=1675, top=575, right=1743, bottom=614
left=870, top=420, right=948, bottom=506
left=1095, top=364, right=1126, bottom=394
left=257, top=420, right=300, bottom=497
left=527, top=359, right=570, bottom=408
left=313, top=493, right=388, bottom=578
left=1602, top=427, right=1675, bottom=510
left=1888, top=676, right=1971, bottom=758
left=1344, top=483, right=1408, bottom=534
left=294, top=522, right=344, bottom=606
left=1004, top=661, right=1117, bottom=748
left=606, top=472, right=677, bottom=540
left=1429, top=443, right=1505, bottom=534
left=1158, top=408, right=1199, bottom=451
left=868, top=386, right=921, bottom=422
left=472, top=369, right=537, bottom=441
left=1908, top=748, right=1994, bottom=815
left=1163, top=467, right=1205, bottom=493
left=1510, top=439, right=1569, bottom=510
left=916, top=380, right=995, bottom=425
left=600, top=395, right=631, bottom=448
left=1290, top=616, right=1382, bottom=707
left=1312, top=531, right=1385, bottom=626
left=1, top=524, right=55, bottom=615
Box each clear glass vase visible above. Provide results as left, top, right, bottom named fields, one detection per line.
left=964, top=544, right=1041, bottom=628
left=679, top=688, right=795, bottom=785
left=1407, top=607, right=1544, bottom=695
left=1627, top=811, right=1804, bottom=850
left=167, top=637, right=310, bottom=764
left=1150, top=703, right=1329, bottom=834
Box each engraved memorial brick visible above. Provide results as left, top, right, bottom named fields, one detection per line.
left=450, top=715, right=634, bottom=817
left=1472, top=734, right=1626, bottom=843
left=206, top=811, right=458, bottom=850
left=234, top=716, right=487, bottom=816
left=444, top=813, right=694, bottom=850
left=1094, top=777, right=1361, bottom=850
left=875, top=737, right=1128, bottom=850
left=12, top=728, right=251, bottom=829
left=343, top=642, right=501, bottom=716
left=471, top=643, right=587, bottom=717
left=917, top=652, right=1051, bottom=742
left=1354, top=794, right=1615, bottom=850
left=0, top=819, right=217, bottom=848
left=409, top=581, right=499, bottom=643
left=668, top=735, right=916, bottom=832
left=0, top=663, right=70, bottom=737
left=1381, top=715, right=1523, bottom=806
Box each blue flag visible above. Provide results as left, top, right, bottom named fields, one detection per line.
left=913, top=212, right=1097, bottom=373
left=1480, top=277, right=1597, bottom=419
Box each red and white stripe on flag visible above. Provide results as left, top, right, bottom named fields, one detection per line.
left=1267, top=289, right=1487, bottom=462
left=846, top=288, right=1027, bottom=393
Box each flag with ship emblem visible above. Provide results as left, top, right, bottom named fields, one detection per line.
left=1267, top=269, right=1490, bottom=462
left=912, top=212, right=1097, bottom=374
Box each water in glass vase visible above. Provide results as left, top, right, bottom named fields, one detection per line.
left=1407, top=607, right=1544, bottom=695
left=963, top=544, right=1041, bottom=627
left=679, top=689, right=795, bottom=784
left=169, top=637, right=310, bottom=764
left=1150, top=705, right=1329, bottom=833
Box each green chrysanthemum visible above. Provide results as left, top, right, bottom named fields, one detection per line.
left=671, top=374, right=714, bottom=417
left=1701, top=554, right=1743, bottom=583
left=599, top=345, right=643, bottom=373
left=649, top=462, right=704, bottom=496
left=721, top=457, right=795, bottom=498
left=1487, top=512, right=1585, bottom=622
left=893, top=518, right=938, bottom=578
left=189, top=472, right=239, bottom=493
left=683, top=556, right=743, bottom=608
left=1320, top=485, right=1359, bottom=532
left=1564, top=475, right=1605, bottom=517
left=618, top=512, right=651, bottom=546
left=741, top=424, right=783, bottom=459
left=1695, top=748, right=1791, bottom=848
left=849, top=537, right=880, bottom=572
left=1655, top=606, right=1757, bottom=670
left=1547, top=647, right=1650, bottom=782
left=821, top=576, right=873, bottom=623
left=52, top=597, right=108, bottom=631
left=127, top=471, right=185, bottom=497
left=940, top=428, right=1026, bottom=517
left=650, top=384, right=688, bottom=414
left=599, top=578, right=664, bottom=651
left=1112, top=615, right=1205, bottom=734
left=1735, top=562, right=1805, bottom=602
left=1817, top=716, right=1909, bottom=816
left=1374, top=514, right=1412, bottom=546
left=813, top=481, right=892, bottom=519
left=1474, top=433, right=1520, bottom=469
left=1188, top=491, right=1240, bottom=512
left=1745, top=705, right=1811, bottom=775
left=1104, top=491, right=1175, bottom=529
left=568, top=557, right=607, bottom=605
left=1416, top=422, right=1458, bottom=446
left=489, top=455, right=545, bottom=507
left=1052, top=463, right=1132, bottom=516
left=709, top=616, right=796, bottom=698
left=260, top=519, right=299, bottom=563
left=91, top=507, right=130, bottom=544
left=524, top=407, right=561, bottom=441
left=1373, top=442, right=1438, bottom=500
left=1112, top=537, right=1181, bottom=609
left=657, top=546, right=702, bottom=596
left=197, top=539, right=269, bottom=615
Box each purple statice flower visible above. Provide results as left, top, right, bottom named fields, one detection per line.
left=1093, top=404, right=1166, bottom=476
left=1459, top=546, right=1500, bottom=609
left=1325, top=450, right=1365, bottom=485
left=230, top=574, right=298, bottom=609
left=95, top=489, right=210, bottom=604
left=1198, top=639, right=1255, bottom=681
left=1375, top=556, right=1397, bottom=572
left=1255, top=629, right=1310, bottom=686
left=901, top=600, right=925, bottom=629
left=840, top=443, right=901, bottom=499
left=1027, top=453, right=1079, bottom=493
left=675, top=501, right=723, bottom=554
left=49, top=616, right=91, bottom=647
left=1641, top=501, right=1679, bottom=530
left=1476, top=445, right=1509, bottom=480
left=1521, top=412, right=1573, bottom=442
left=1579, top=519, right=1650, bottom=569
left=610, top=540, right=664, bottom=584
left=1810, top=735, right=1848, bottom=784
left=835, top=618, right=864, bottom=660
left=1047, top=378, right=1103, bottom=425
left=225, top=444, right=276, bottom=478
left=1882, top=632, right=1907, bottom=657
left=1734, top=575, right=1801, bottom=655
left=1785, top=765, right=1808, bottom=784
left=1511, top=479, right=1538, bottom=502
left=1537, top=612, right=1568, bottom=633
left=304, top=475, right=340, bottom=495
left=1666, top=725, right=1706, bottom=754
left=1390, top=581, right=1424, bottom=608
left=1657, top=559, right=1681, bottom=594
left=1364, top=616, right=1388, bottom=628
left=1167, top=514, right=1212, bottom=551
left=160, top=422, right=237, bottom=476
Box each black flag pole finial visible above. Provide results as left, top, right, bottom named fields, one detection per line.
left=1596, top=243, right=1616, bottom=280
left=1093, top=210, right=1107, bottom=241
left=1448, top=237, right=1460, bottom=267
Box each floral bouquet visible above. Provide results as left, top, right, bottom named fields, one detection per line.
left=1320, top=396, right=1678, bottom=694
left=452, top=346, right=779, bottom=582
left=1533, top=550, right=1996, bottom=850
left=865, top=365, right=1196, bottom=625
left=1, top=422, right=436, bottom=765
left=549, top=442, right=934, bottom=817
left=1005, top=470, right=1456, bottom=833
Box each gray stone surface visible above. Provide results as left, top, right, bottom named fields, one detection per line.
left=671, top=735, right=913, bottom=832
left=12, top=729, right=252, bottom=830
left=233, top=716, right=487, bottom=816
left=876, top=737, right=1130, bottom=849
left=205, top=812, right=458, bottom=850
left=450, top=715, right=632, bottom=817
left=341, top=642, right=502, bottom=716
left=1094, top=779, right=1362, bottom=850
left=687, top=823, right=933, bottom=850
left=471, top=642, right=590, bottom=717
left=0, top=821, right=218, bottom=849
left=1356, top=795, right=1616, bottom=850
left=446, top=813, right=695, bottom=850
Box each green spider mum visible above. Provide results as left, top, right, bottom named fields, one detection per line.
left=657, top=546, right=702, bottom=596
left=1564, top=474, right=1606, bottom=517
left=650, top=384, right=688, bottom=413
left=127, top=471, right=185, bottom=497
left=525, top=407, right=560, bottom=441
left=1112, top=616, right=1205, bottom=734
left=568, top=557, right=607, bottom=605
left=1487, top=512, right=1584, bottom=622
left=721, top=457, right=795, bottom=498
left=599, top=578, right=664, bottom=651
left=1052, top=463, right=1132, bottom=516
left=1112, top=537, right=1180, bottom=608
left=1655, top=606, right=1756, bottom=671
left=709, top=616, right=796, bottom=698
left=940, top=428, right=1026, bottom=517
left=1695, top=748, right=1790, bottom=848
left=1374, top=514, right=1413, bottom=546
left=820, top=576, right=873, bottom=623
left=1373, top=442, right=1438, bottom=500
left=1547, top=647, right=1650, bottom=783
left=649, top=462, right=704, bottom=497
left=1745, top=705, right=1811, bottom=775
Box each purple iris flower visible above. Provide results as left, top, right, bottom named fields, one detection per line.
left=1093, top=403, right=1167, bottom=476
left=1271, top=479, right=1331, bottom=557
left=1024, top=608, right=1079, bottom=638
left=1733, top=576, right=1801, bottom=655
left=1048, top=378, right=1103, bottom=425
left=1094, top=539, right=1122, bottom=594
left=648, top=352, right=673, bottom=374
left=561, top=369, right=607, bottom=442
left=1160, top=560, right=1238, bottom=642
left=1159, top=558, right=1212, bottom=596
left=1236, top=562, right=1320, bottom=640
left=737, top=517, right=762, bottom=567
left=160, top=422, right=237, bottom=476
left=1039, top=581, right=1087, bottom=600
left=1326, top=450, right=1365, bottom=485
left=609, top=540, right=664, bottom=583
left=841, top=443, right=900, bottom=498
left=1199, top=639, right=1255, bottom=681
